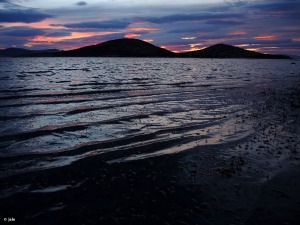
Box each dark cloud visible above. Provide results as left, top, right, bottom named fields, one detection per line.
left=0, top=0, right=54, bottom=23
left=137, top=12, right=244, bottom=24
left=51, top=12, right=244, bottom=33
left=270, top=27, right=300, bottom=34
left=248, top=1, right=300, bottom=12
left=242, top=1, right=300, bottom=29
left=249, top=39, right=293, bottom=45
left=167, top=27, right=200, bottom=34
left=153, top=38, right=199, bottom=46
left=204, top=20, right=244, bottom=26
left=167, top=25, right=214, bottom=34
left=1, top=26, right=71, bottom=39
left=75, top=1, right=87, bottom=6
left=52, top=20, right=130, bottom=29
left=0, top=8, right=54, bottom=23
left=282, top=12, right=300, bottom=19
left=0, top=36, right=28, bottom=48
left=165, top=19, right=243, bottom=35
left=1, top=26, right=46, bottom=37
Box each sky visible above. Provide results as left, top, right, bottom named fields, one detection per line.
left=0, top=0, right=300, bottom=55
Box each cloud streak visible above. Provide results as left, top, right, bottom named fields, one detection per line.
left=0, top=8, right=54, bottom=23
left=52, top=20, right=130, bottom=29
left=0, top=0, right=54, bottom=23
left=136, top=12, right=244, bottom=24
left=1, top=26, right=46, bottom=37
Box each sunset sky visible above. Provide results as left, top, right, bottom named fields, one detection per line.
left=0, top=0, right=299, bottom=55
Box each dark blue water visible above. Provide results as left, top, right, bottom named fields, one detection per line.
left=0, top=58, right=299, bottom=177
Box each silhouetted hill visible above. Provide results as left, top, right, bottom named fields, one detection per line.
left=0, top=48, right=60, bottom=57
left=0, top=40, right=291, bottom=59
left=179, top=44, right=290, bottom=59
left=57, top=38, right=175, bottom=57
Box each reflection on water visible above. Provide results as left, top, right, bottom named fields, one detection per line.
left=0, top=58, right=299, bottom=177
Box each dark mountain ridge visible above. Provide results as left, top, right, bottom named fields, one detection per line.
left=0, top=39, right=291, bottom=59
left=179, top=43, right=290, bottom=59
left=0, top=48, right=60, bottom=57
left=57, top=38, right=174, bottom=57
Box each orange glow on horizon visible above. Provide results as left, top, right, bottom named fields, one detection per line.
left=29, top=31, right=118, bottom=43
left=124, top=33, right=141, bottom=38
left=189, top=47, right=205, bottom=51
left=143, top=39, right=154, bottom=43
left=187, top=42, right=204, bottom=52
left=254, top=35, right=275, bottom=40
left=189, top=43, right=203, bottom=48
left=261, top=46, right=279, bottom=49
left=25, top=31, right=119, bottom=49
left=129, top=27, right=159, bottom=31
left=235, top=44, right=250, bottom=47
left=160, top=44, right=187, bottom=52
left=246, top=48, right=260, bottom=52
left=229, top=31, right=247, bottom=35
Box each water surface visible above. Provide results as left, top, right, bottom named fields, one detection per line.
left=0, top=57, right=299, bottom=178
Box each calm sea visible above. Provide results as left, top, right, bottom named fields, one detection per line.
left=0, top=57, right=298, bottom=177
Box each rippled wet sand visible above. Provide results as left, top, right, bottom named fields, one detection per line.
left=0, top=58, right=299, bottom=224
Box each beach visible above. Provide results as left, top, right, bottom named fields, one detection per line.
left=0, top=58, right=299, bottom=224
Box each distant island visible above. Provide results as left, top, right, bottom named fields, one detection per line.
left=0, top=48, right=61, bottom=57
left=179, top=43, right=291, bottom=59
left=0, top=38, right=291, bottom=59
